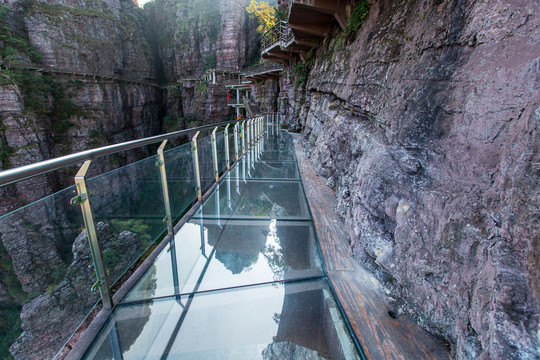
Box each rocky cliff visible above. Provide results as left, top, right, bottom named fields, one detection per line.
left=0, top=0, right=259, bottom=358
left=280, top=0, right=539, bottom=358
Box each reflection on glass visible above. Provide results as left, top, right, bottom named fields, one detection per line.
left=79, top=129, right=362, bottom=360
left=87, top=154, right=166, bottom=286
left=84, top=280, right=361, bottom=360
left=124, top=220, right=322, bottom=301
left=228, top=159, right=299, bottom=180
left=0, top=185, right=99, bottom=358
left=197, top=135, right=214, bottom=191
left=164, top=142, right=197, bottom=221
left=124, top=221, right=212, bottom=301
left=258, top=149, right=296, bottom=161
left=196, top=181, right=310, bottom=220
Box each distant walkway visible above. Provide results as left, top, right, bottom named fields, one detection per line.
left=9, top=63, right=179, bottom=89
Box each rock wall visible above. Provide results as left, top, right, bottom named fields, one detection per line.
left=283, top=0, right=540, bottom=358
left=217, top=0, right=246, bottom=70
left=252, top=77, right=280, bottom=114
left=0, top=1, right=167, bottom=358
left=0, top=0, right=262, bottom=358
left=143, top=0, right=258, bottom=126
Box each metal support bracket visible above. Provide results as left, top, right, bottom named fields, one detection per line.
left=246, top=120, right=251, bottom=150
left=73, top=160, right=113, bottom=309
left=224, top=124, right=230, bottom=169
left=234, top=123, right=239, bottom=161
left=211, top=127, right=219, bottom=183
left=192, top=131, right=202, bottom=201
left=157, top=140, right=174, bottom=236
left=241, top=121, right=246, bottom=155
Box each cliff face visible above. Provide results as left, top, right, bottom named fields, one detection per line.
left=0, top=1, right=260, bottom=358
left=0, top=1, right=166, bottom=358
left=0, top=0, right=163, bottom=215
left=143, top=0, right=258, bottom=126
left=283, top=0, right=539, bottom=358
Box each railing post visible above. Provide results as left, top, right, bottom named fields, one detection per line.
left=246, top=120, right=251, bottom=150
left=157, top=140, right=174, bottom=236
left=224, top=124, right=230, bottom=169
left=211, top=127, right=219, bottom=183
left=251, top=119, right=255, bottom=145
left=241, top=120, right=246, bottom=154
left=72, top=160, right=113, bottom=308
left=248, top=119, right=252, bottom=147
left=234, top=122, right=240, bottom=160
left=192, top=131, right=202, bottom=201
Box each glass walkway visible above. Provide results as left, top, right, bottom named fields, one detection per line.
left=81, top=130, right=363, bottom=359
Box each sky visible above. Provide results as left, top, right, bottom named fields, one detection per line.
left=137, top=0, right=152, bottom=7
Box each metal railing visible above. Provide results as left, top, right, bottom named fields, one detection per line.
left=0, top=119, right=242, bottom=187
left=261, top=21, right=294, bottom=51
left=0, top=113, right=277, bottom=359
left=242, top=62, right=284, bottom=77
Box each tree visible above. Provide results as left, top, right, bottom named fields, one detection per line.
left=246, top=0, right=277, bottom=33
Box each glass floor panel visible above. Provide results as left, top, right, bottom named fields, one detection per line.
left=257, top=149, right=297, bottom=162
left=194, top=180, right=310, bottom=220
left=229, top=158, right=299, bottom=180
left=84, top=279, right=361, bottom=360
left=81, top=129, right=363, bottom=360
left=124, top=219, right=323, bottom=301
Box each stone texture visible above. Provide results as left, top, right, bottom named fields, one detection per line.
left=262, top=341, right=328, bottom=360
left=216, top=0, right=246, bottom=70
left=280, top=0, right=540, bottom=358
left=9, top=222, right=152, bottom=360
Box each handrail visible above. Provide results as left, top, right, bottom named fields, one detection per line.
left=0, top=119, right=245, bottom=187
left=261, top=20, right=294, bottom=51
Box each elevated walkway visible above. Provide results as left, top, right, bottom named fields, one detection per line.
left=69, top=121, right=364, bottom=359
left=0, top=115, right=450, bottom=360
left=261, top=0, right=356, bottom=63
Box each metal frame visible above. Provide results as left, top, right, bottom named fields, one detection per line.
left=211, top=127, right=219, bottom=182
left=246, top=120, right=251, bottom=149
left=241, top=120, right=246, bottom=154
left=234, top=123, right=239, bottom=161
left=224, top=124, right=230, bottom=169
left=156, top=140, right=174, bottom=235
left=191, top=131, right=202, bottom=201
left=251, top=119, right=255, bottom=145
left=73, top=160, right=113, bottom=308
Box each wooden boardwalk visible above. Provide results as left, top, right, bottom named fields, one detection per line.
left=294, top=137, right=451, bottom=360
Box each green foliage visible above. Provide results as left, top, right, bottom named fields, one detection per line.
left=0, top=118, right=15, bottom=166
left=163, top=115, right=179, bottom=131
left=246, top=0, right=277, bottom=33
left=0, top=6, right=42, bottom=67
left=89, top=127, right=109, bottom=148
left=202, top=54, right=217, bottom=71
left=0, top=6, right=83, bottom=146
left=105, top=219, right=152, bottom=270
left=7, top=71, right=82, bottom=143
left=0, top=139, right=15, bottom=165
left=345, top=0, right=370, bottom=34
left=0, top=241, right=23, bottom=359
left=292, top=48, right=316, bottom=89
left=27, top=2, right=115, bottom=22
left=110, top=219, right=151, bottom=240
left=0, top=304, right=21, bottom=359
left=195, top=79, right=208, bottom=95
